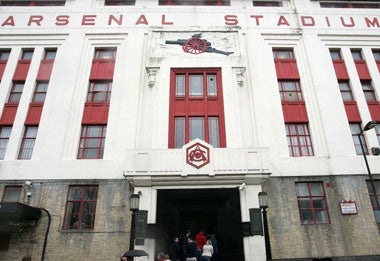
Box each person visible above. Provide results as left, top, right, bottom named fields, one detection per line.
left=201, top=240, right=214, bottom=261
left=158, top=252, right=166, bottom=261
left=121, top=256, right=133, bottom=261
left=181, top=230, right=191, bottom=261
left=194, top=230, right=207, bottom=261
left=210, top=234, right=218, bottom=261
left=169, top=236, right=181, bottom=261
left=186, top=237, right=198, bottom=261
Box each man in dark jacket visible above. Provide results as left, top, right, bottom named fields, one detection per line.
left=169, top=236, right=181, bottom=261
left=186, top=237, right=198, bottom=261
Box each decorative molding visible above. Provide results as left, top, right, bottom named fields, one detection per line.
left=233, top=67, right=246, bottom=87
left=146, top=67, right=159, bottom=87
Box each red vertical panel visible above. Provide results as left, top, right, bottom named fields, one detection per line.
left=282, top=102, right=308, bottom=122
left=275, top=60, right=300, bottom=79
left=344, top=102, right=361, bottom=122
left=82, top=103, right=110, bottom=124
left=0, top=61, right=7, bottom=81
left=367, top=102, right=380, bottom=122
left=37, top=60, right=54, bottom=80
left=333, top=61, right=349, bottom=80
left=90, top=61, right=115, bottom=80
left=0, top=104, right=18, bottom=124
left=25, top=104, right=43, bottom=124
left=13, top=61, right=31, bottom=81
left=376, top=61, right=380, bottom=72
left=354, top=61, right=371, bottom=80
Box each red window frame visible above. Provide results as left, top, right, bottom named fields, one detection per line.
left=278, top=80, right=303, bottom=102
left=18, top=126, right=38, bottom=160
left=8, top=82, right=24, bottom=103
left=2, top=186, right=22, bottom=202
left=105, top=0, right=135, bottom=5
left=169, top=68, right=226, bottom=148
left=366, top=180, right=380, bottom=211
left=159, top=0, right=230, bottom=5
left=87, top=81, right=112, bottom=103
left=296, top=182, right=330, bottom=225
left=32, top=81, right=49, bottom=103
left=63, top=185, right=98, bottom=230
left=350, top=123, right=369, bottom=155
left=338, top=81, right=354, bottom=101
left=0, top=126, right=12, bottom=160
left=273, top=48, right=294, bottom=59
left=285, top=123, right=314, bottom=157
left=77, top=125, right=107, bottom=159
left=94, top=48, right=116, bottom=60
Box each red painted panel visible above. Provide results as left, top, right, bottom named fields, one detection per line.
left=82, top=103, right=109, bottom=124
left=275, top=60, right=299, bottom=79
left=367, top=101, right=380, bottom=121
left=37, top=60, right=54, bottom=80
left=344, top=101, right=361, bottom=122
left=0, top=61, right=7, bottom=81
left=0, top=104, right=18, bottom=124
left=25, top=103, right=43, bottom=125
left=13, top=61, right=31, bottom=81
left=282, top=102, right=308, bottom=122
left=377, top=61, right=380, bottom=72
left=333, top=61, right=349, bottom=80
left=90, top=61, right=115, bottom=80
left=354, top=61, right=371, bottom=80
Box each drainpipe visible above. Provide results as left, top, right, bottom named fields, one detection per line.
left=40, top=208, right=51, bottom=261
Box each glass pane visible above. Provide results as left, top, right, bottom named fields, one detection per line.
left=310, top=183, right=323, bottom=196
left=13, top=83, right=24, bottom=92
left=3, top=187, right=21, bottom=202
left=207, top=74, right=217, bottom=96
left=312, top=198, right=326, bottom=208
left=351, top=51, right=362, bottom=60
left=189, top=75, right=203, bottom=97
left=88, top=126, right=101, bottom=137
left=298, top=198, right=311, bottom=209
left=0, top=127, right=12, bottom=138
left=44, top=50, right=56, bottom=60
left=300, top=210, right=313, bottom=224
left=22, top=50, right=33, bottom=60
left=25, top=127, right=38, bottom=138
left=373, top=51, right=380, bottom=60
left=296, top=183, right=309, bottom=196
left=0, top=51, right=10, bottom=60
left=68, top=187, right=83, bottom=200
left=83, top=202, right=96, bottom=213
left=175, top=117, right=185, bottom=148
left=190, top=117, right=204, bottom=141
left=67, top=213, right=79, bottom=228
left=84, top=187, right=97, bottom=200
left=208, top=117, right=219, bottom=147
left=84, top=149, right=98, bottom=159
left=330, top=50, right=341, bottom=60
left=176, top=75, right=185, bottom=97
left=315, top=210, right=329, bottom=223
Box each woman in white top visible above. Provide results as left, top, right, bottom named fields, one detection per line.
left=201, top=240, right=214, bottom=261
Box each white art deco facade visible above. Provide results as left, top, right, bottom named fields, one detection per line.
left=0, top=0, right=380, bottom=261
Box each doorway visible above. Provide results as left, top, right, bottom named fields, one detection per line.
left=155, top=188, right=245, bottom=261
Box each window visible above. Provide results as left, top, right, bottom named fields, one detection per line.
left=2, top=186, right=22, bottom=202
left=351, top=49, right=363, bottom=61
left=330, top=49, right=342, bottom=60
left=278, top=80, right=303, bottom=101
left=350, top=123, right=368, bottom=155
left=373, top=49, right=380, bottom=61
left=362, top=81, right=376, bottom=102
left=296, top=182, right=330, bottom=224
left=0, top=1, right=65, bottom=6
left=21, top=49, right=33, bottom=60
left=44, top=49, right=56, bottom=60
left=18, top=126, right=38, bottom=159
left=77, top=125, right=107, bottom=159
left=94, top=48, right=116, bottom=60
left=338, top=81, right=354, bottom=101
left=366, top=180, right=380, bottom=211
left=0, top=50, right=10, bottom=61
left=87, top=81, right=112, bottom=102
left=159, top=0, right=230, bottom=5
left=252, top=0, right=281, bottom=6
left=169, top=69, right=226, bottom=148
left=285, top=123, right=314, bottom=156
left=32, top=81, right=49, bottom=103
left=375, top=125, right=380, bottom=146
left=8, top=82, right=24, bottom=103
left=320, top=1, right=380, bottom=8
left=105, top=0, right=135, bottom=5
left=0, top=126, right=12, bottom=160
left=273, top=49, right=294, bottom=59
left=63, top=185, right=98, bottom=230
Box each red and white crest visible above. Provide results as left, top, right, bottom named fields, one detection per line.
left=186, top=142, right=210, bottom=169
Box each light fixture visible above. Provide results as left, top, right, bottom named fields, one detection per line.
left=362, top=121, right=377, bottom=132
left=129, top=194, right=140, bottom=211
left=258, top=191, right=272, bottom=260
left=258, top=191, right=268, bottom=209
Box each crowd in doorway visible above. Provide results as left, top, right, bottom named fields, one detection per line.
left=157, top=229, right=219, bottom=261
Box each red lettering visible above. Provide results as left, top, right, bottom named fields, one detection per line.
left=135, top=15, right=148, bottom=25
left=56, top=15, right=69, bottom=26
left=162, top=14, right=173, bottom=25
left=365, top=17, right=380, bottom=28
left=277, top=16, right=290, bottom=26
left=340, top=17, right=355, bottom=27
left=82, top=15, right=96, bottom=26
left=2, top=16, right=15, bottom=26
left=301, top=16, right=315, bottom=26
left=28, top=15, right=43, bottom=26
left=224, top=15, right=238, bottom=26
left=108, top=14, right=123, bottom=25
left=250, top=15, right=263, bottom=26
left=325, top=16, right=331, bottom=27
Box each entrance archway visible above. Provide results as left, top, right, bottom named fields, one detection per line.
left=155, top=188, right=244, bottom=261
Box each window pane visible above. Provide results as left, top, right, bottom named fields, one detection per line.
left=300, top=210, right=313, bottom=224
left=351, top=50, right=362, bottom=60
left=189, top=75, right=203, bottom=97
left=190, top=117, right=204, bottom=141
left=44, top=50, right=56, bottom=60
left=208, top=117, right=220, bottom=147
left=330, top=50, right=341, bottom=60
left=22, top=50, right=33, bottom=60
left=176, top=75, right=185, bottom=97
left=296, top=183, right=308, bottom=196
left=298, top=198, right=311, bottom=209
left=310, top=183, right=323, bottom=196
left=207, top=74, right=217, bottom=97
left=3, top=186, right=22, bottom=202
left=175, top=117, right=185, bottom=148
left=315, top=210, right=329, bottom=223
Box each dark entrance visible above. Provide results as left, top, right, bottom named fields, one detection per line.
left=155, top=188, right=244, bottom=261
